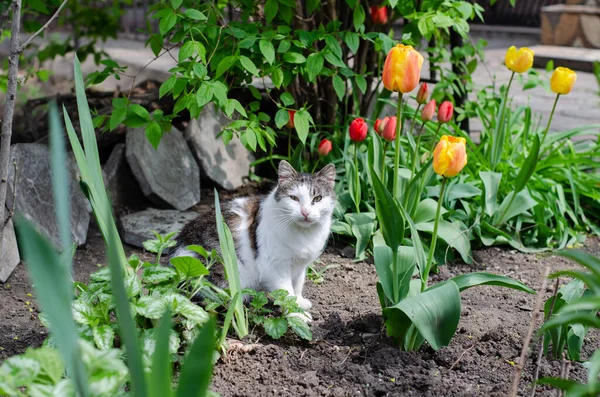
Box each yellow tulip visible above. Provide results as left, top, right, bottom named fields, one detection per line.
left=382, top=44, right=424, bottom=93
left=550, top=67, right=577, bottom=95
left=433, top=135, right=467, bottom=178
left=504, top=46, right=534, bottom=74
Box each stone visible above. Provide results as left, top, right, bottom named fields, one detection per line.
left=6, top=143, right=91, bottom=248
left=0, top=215, right=20, bottom=283
left=103, top=143, right=148, bottom=211
left=119, top=208, right=202, bottom=248
left=126, top=126, right=200, bottom=211
left=185, top=105, right=254, bottom=190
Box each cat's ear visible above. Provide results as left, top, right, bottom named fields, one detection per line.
left=315, top=163, right=336, bottom=186
left=278, top=160, right=298, bottom=183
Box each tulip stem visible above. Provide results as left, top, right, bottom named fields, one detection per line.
left=408, top=104, right=422, bottom=171
left=288, top=129, right=292, bottom=158
left=354, top=143, right=360, bottom=213
left=430, top=123, right=443, bottom=152
left=381, top=141, right=388, bottom=182
left=311, top=157, right=320, bottom=174
left=541, top=93, right=560, bottom=146
left=423, top=177, right=447, bottom=289
left=411, top=123, right=426, bottom=177
left=392, top=94, right=404, bottom=199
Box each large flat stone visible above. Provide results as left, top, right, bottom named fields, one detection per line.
left=103, top=143, right=148, bottom=211
left=6, top=143, right=91, bottom=248
left=531, top=45, right=600, bottom=73
left=0, top=216, right=20, bottom=283
left=126, top=126, right=200, bottom=211
left=186, top=105, right=254, bottom=190
left=119, top=208, right=201, bottom=248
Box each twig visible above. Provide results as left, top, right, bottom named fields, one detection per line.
left=449, top=344, right=477, bottom=371
left=509, top=266, right=551, bottom=397
left=530, top=277, right=560, bottom=397
left=19, top=0, right=69, bottom=51
left=126, top=44, right=178, bottom=100
left=558, top=352, right=571, bottom=397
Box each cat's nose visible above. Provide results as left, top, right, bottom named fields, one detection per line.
left=301, top=208, right=309, bottom=218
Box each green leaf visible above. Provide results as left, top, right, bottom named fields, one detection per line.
left=514, top=134, right=540, bottom=193
left=215, top=55, right=238, bottom=79
left=245, top=128, right=257, bottom=151
left=0, top=356, right=41, bottom=385
left=183, top=9, right=207, bottom=20
left=325, top=35, right=342, bottom=59
left=259, top=39, right=276, bottom=65
left=385, top=281, right=461, bottom=350
left=239, top=56, right=259, bottom=76
left=353, top=4, right=365, bottom=30
left=263, top=317, right=288, bottom=339
left=159, top=12, right=177, bottom=35
left=283, top=52, right=306, bottom=64
left=413, top=198, right=448, bottom=224
left=345, top=212, right=376, bottom=260
left=450, top=272, right=535, bottom=294
left=493, top=189, right=538, bottom=225
left=416, top=220, right=472, bottom=264
left=355, top=75, right=367, bottom=94
left=170, top=0, right=183, bottom=8
left=178, top=41, right=194, bottom=62
left=332, top=75, right=346, bottom=101
left=159, top=76, right=176, bottom=99
left=150, top=311, right=173, bottom=397
left=172, top=294, right=210, bottom=324
left=275, top=109, right=290, bottom=129
left=170, top=256, right=209, bottom=279
left=370, top=167, right=405, bottom=250
left=280, top=92, right=295, bottom=107
left=176, top=317, right=216, bottom=397
left=92, top=325, right=115, bottom=350
left=196, top=83, right=214, bottom=107
left=25, top=347, right=64, bottom=384
left=293, top=109, right=310, bottom=144
left=142, top=266, right=178, bottom=283
left=287, top=316, right=313, bottom=340
left=345, top=32, right=360, bottom=54
left=556, top=250, right=600, bottom=278
left=271, top=68, right=283, bottom=88
left=480, top=171, right=502, bottom=217
left=146, top=122, right=163, bottom=150
left=306, top=53, right=324, bottom=83
left=264, top=0, right=279, bottom=23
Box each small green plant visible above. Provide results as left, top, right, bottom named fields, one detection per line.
left=535, top=250, right=600, bottom=396
left=143, top=231, right=177, bottom=264
left=246, top=289, right=312, bottom=341
left=307, top=263, right=338, bottom=285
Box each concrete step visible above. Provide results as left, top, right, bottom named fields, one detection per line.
left=530, top=45, right=600, bottom=73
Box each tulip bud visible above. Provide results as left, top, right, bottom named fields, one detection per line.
left=381, top=116, right=397, bottom=142
left=349, top=118, right=368, bottom=142
left=370, top=6, right=388, bottom=25
left=433, top=135, right=467, bottom=178
left=382, top=44, right=424, bottom=93
left=421, top=99, right=436, bottom=122
left=318, top=139, right=332, bottom=156
left=286, top=110, right=296, bottom=128
left=374, top=118, right=383, bottom=135
left=416, top=83, right=429, bottom=104
left=438, top=101, right=453, bottom=123
left=504, top=46, right=534, bottom=74
left=550, top=67, right=577, bottom=95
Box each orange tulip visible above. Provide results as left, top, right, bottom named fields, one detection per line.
left=382, top=44, right=424, bottom=93
left=433, top=135, right=467, bottom=178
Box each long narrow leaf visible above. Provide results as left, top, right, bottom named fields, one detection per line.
left=450, top=272, right=535, bottom=294
left=556, top=250, right=600, bottom=278
left=150, top=310, right=174, bottom=397
left=370, top=165, right=405, bottom=250
left=514, top=134, right=540, bottom=193
left=176, top=317, right=216, bottom=397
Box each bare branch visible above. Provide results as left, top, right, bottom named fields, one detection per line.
left=19, top=0, right=68, bottom=52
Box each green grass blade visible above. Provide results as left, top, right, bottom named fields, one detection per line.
left=49, top=101, right=71, bottom=257
left=514, top=134, right=540, bottom=193
left=105, top=208, right=148, bottom=396
left=219, top=292, right=240, bottom=348
left=14, top=216, right=89, bottom=396
left=214, top=189, right=248, bottom=338
left=150, top=310, right=174, bottom=397
left=176, top=317, right=216, bottom=397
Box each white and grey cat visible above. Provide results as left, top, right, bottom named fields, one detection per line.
left=171, top=160, right=337, bottom=311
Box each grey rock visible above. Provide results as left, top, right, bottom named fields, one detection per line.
left=103, top=143, right=148, bottom=210
left=185, top=105, right=254, bottom=190
left=119, top=208, right=200, bottom=248
left=0, top=215, right=20, bottom=283
left=6, top=143, right=91, bottom=248
left=126, top=126, right=200, bottom=211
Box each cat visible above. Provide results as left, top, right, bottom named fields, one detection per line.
left=170, top=160, right=337, bottom=311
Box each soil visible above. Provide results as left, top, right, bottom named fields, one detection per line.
left=2, top=218, right=599, bottom=396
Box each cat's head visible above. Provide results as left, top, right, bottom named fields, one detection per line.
left=274, top=160, right=336, bottom=228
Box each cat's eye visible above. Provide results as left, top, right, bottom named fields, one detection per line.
left=312, top=195, right=322, bottom=203
left=289, top=195, right=299, bottom=201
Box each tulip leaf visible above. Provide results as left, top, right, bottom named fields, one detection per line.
left=480, top=171, right=502, bottom=217
left=346, top=160, right=361, bottom=212
left=345, top=212, right=376, bottom=260
left=493, top=189, right=538, bottom=225
left=514, top=134, right=540, bottom=193
left=415, top=220, right=472, bottom=264
left=413, top=198, right=448, bottom=224
left=449, top=272, right=535, bottom=294
left=370, top=165, right=405, bottom=250
left=384, top=280, right=461, bottom=350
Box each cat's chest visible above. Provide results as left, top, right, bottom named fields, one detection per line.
left=263, top=227, right=327, bottom=262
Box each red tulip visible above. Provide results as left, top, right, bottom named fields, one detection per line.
left=286, top=110, right=296, bottom=128
left=318, top=139, right=332, bottom=156
left=370, top=6, right=388, bottom=25
left=374, top=118, right=383, bottom=135
left=349, top=118, right=368, bottom=142
left=380, top=116, right=397, bottom=142
left=416, top=83, right=429, bottom=104
left=421, top=100, right=436, bottom=122
left=438, top=101, right=453, bottom=123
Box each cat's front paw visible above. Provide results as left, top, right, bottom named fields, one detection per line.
left=296, top=296, right=312, bottom=310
